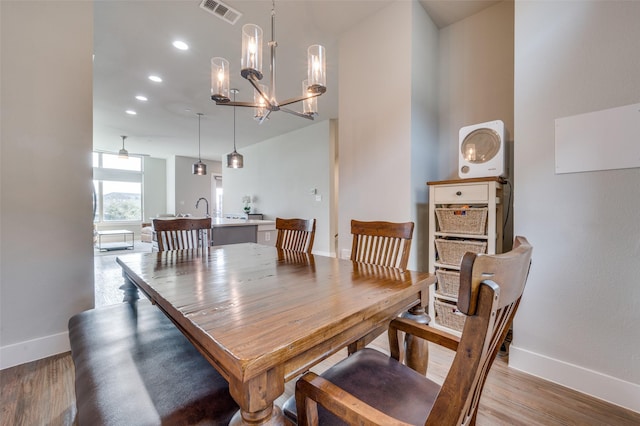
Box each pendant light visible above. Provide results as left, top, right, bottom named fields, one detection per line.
left=226, top=89, right=244, bottom=168
left=192, top=113, right=207, bottom=175
left=118, top=135, right=129, bottom=159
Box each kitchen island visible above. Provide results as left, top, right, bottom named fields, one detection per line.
left=211, top=217, right=276, bottom=246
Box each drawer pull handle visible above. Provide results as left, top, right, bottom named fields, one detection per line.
left=456, top=191, right=462, bottom=196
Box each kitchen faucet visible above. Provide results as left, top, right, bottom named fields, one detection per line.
left=195, top=197, right=210, bottom=217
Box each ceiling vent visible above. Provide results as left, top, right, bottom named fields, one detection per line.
left=199, top=0, right=242, bottom=25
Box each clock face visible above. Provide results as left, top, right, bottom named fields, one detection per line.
left=460, top=128, right=502, bottom=164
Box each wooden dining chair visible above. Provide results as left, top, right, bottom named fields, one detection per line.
left=153, top=217, right=212, bottom=251
left=350, top=220, right=414, bottom=271
left=275, top=217, right=317, bottom=253
left=291, top=236, right=533, bottom=426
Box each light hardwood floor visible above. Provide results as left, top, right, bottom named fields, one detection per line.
left=2, top=338, right=639, bottom=426
left=2, top=248, right=639, bottom=425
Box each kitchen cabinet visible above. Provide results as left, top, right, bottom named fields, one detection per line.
left=211, top=218, right=276, bottom=246
left=427, top=177, right=505, bottom=333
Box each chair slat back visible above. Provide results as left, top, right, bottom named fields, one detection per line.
left=427, top=236, right=533, bottom=426
left=350, top=220, right=414, bottom=271
left=275, top=218, right=316, bottom=254
left=153, top=218, right=212, bottom=251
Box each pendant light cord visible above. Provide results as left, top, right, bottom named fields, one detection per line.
left=233, top=92, right=237, bottom=151
left=197, top=113, right=203, bottom=161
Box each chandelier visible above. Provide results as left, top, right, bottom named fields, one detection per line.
left=210, top=0, right=326, bottom=123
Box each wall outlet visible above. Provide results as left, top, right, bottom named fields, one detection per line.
left=265, top=232, right=270, bottom=241
left=315, top=195, right=322, bottom=201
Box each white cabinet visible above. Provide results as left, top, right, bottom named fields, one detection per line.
left=427, top=177, right=504, bottom=333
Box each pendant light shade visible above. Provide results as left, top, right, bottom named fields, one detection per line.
left=118, top=135, right=129, bottom=159
left=227, top=89, right=244, bottom=168
left=192, top=161, right=207, bottom=175
left=227, top=150, right=243, bottom=168
left=192, top=113, right=207, bottom=175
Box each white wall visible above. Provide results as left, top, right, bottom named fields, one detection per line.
left=513, top=0, right=640, bottom=412
left=338, top=0, right=438, bottom=270
left=411, top=1, right=440, bottom=271
left=172, top=156, right=221, bottom=216
left=143, top=156, right=167, bottom=221
left=0, top=1, right=94, bottom=368
left=222, top=120, right=334, bottom=256
left=166, top=156, right=176, bottom=214
left=437, top=0, right=515, bottom=181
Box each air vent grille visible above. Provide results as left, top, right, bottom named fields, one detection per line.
left=199, top=0, right=242, bottom=25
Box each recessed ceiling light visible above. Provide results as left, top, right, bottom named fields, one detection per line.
left=148, top=75, right=162, bottom=83
left=173, top=40, right=189, bottom=50
left=135, top=95, right=148, bottom=101
left=126, top=110, right=137, bottom=115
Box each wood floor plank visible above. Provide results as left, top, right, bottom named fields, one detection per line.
left=1, top=352, right=77, bottom=426
left=2, top=338, right=639, bottom=426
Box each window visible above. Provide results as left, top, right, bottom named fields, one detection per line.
left=102, top=181, right=142, bottom=221
left=93, top=152, right=143, bottom=223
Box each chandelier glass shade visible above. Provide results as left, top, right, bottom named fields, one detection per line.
left=192, top=113, right=207, bottom=176
left=253, top=84, right=269, bottom=121
left=211, top=1, right=326, bottom=123
left=118, top=135, right=129, bottom=159
left=302, top=80, right=317, bottom=116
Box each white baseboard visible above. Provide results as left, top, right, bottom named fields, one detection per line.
left=510, top=345, right=640, bottom=414
left=0, top=331, right=70, bottom=370
left=312, top=250, right=334, bottom=257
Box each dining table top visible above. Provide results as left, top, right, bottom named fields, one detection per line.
left=116, top=243, right=434, bottom=425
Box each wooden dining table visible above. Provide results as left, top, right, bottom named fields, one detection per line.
left=116, top=243, right=434, bottom=425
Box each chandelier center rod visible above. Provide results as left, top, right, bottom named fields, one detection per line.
left=269, top=0, right=277, bottom=105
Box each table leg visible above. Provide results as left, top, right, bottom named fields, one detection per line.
left=401, top=304, right=430, bottom=375
left=228, top=367, right=286, bottom=425
left=229, top=405, right=286, bottom=426
left=119, top=272, right=140, bottom=303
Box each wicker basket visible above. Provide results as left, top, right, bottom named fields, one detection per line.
left=435, top=269, right=460, bottom=298
left=434, top=299, right=466, bottom=332
left=436, top=207, right=488, bottom=235
left=435, top=239, right=487, bottom=266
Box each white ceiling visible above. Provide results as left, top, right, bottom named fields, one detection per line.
left=93, top=0, right=500, bottom=160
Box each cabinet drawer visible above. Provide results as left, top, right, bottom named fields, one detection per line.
left=433, top=184, right=488, bottom=203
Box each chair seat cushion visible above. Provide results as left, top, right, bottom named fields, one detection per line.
left=283, top=348, right=440, bottom=425
left=68, top=300, right=238, bottom=425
